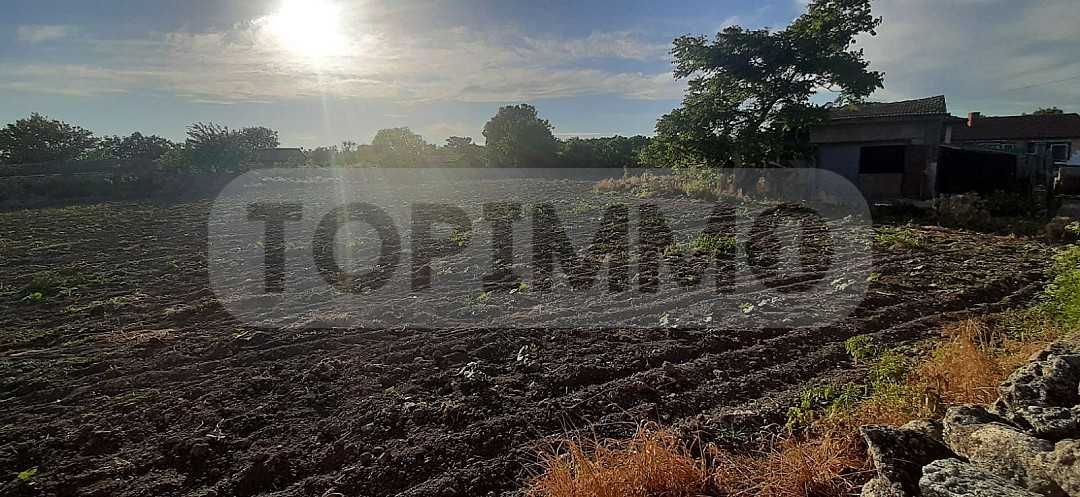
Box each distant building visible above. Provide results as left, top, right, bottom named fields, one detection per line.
left=952, top=112, right=1080, bottom=164
left=810, top=95, right=951, bottom=200
left=251, top=148, right=307, bottom=167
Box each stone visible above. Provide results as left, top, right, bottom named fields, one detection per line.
left=861, top=476, right=908, bottom=497
left=1013, top=405, right=1080, bottom=441
left=920, top=458, right=1044, bottom=497
left=901, top=419, right=945, bottom=443
left=942, top=405, right=1063, bottom=496
left=861, top=425, right=955, bottom=495
left=1040, top=439, right=1080, bottom=496
left=998, top=345, right=1080, bottom=411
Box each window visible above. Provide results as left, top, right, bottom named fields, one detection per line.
left=859, top=145, right=906, bottom=174
left=1051, top=143, right=1071, bottom=162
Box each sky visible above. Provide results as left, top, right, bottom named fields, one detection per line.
left=1, top=0, right=1079, bottom=148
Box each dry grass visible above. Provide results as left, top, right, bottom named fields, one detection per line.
left=712, top=429, right=867, bottom=497
left=528, top=425, right=708, bottom=497
left=595, top=173, right=750, bottom=202
left=910, top=318, right=1057, bottom=415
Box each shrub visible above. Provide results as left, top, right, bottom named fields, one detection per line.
left=933, top=193, right=989, bottom=228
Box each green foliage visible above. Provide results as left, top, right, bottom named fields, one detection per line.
left=786, top=345, right=912, bottom=429
left=88, top=132, right=175, bottom=161
left=443, top=136, right=487, bottom=167
left=786, top=383, right=867, bottom=429
left=558, top=135, right=651, bottom=168
left=17, top=467, right=38, bottom=481
left=183, top=122, right=280, bottom=172
left=483, top=104, right=559, bottom=167
left=1044, top=245, right=1080, bottom=330
left=665, top=234, right=737, bottom=258
left=448, top=228, right=471, bottom=248
left=874, top=227, right=925, bottom=250
left=0, top=113, right=98, bottom=165
left=843, top=335, right=876, bottom=364
left=370, top=127, right=434, bottom=167
left=869, top=350, right=912, bottom=387
left=654, top=0, right=882, bottom=168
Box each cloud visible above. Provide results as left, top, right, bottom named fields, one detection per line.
left=1, top=16, right=681, bottom=105
left=16, top=25, right=75, bottom=44
left=856, top=0, right=1080, bottom=114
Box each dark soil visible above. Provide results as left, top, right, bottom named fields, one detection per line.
left=0, top=185, right=1052, bottom=497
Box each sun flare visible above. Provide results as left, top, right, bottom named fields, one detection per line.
left=265, top=0, right=348, bottom=58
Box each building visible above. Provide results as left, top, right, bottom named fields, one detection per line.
left=810, top=95, right=951, bottom=200
left=952, top=113, right=1080, bottom=164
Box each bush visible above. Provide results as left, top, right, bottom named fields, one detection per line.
left=933, top=193, right=989, bottom=228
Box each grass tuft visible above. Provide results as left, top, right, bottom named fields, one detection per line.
left=528, top=425, right=707, bottom=497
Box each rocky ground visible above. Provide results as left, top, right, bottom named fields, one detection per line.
left=862, top=341, right=1080, bottom=497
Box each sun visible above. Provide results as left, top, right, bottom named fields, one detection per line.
left=265, top=0, right=348, bottom=59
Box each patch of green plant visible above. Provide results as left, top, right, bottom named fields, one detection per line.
left=874, top=227, right=925, bottom=251
left=843, top=335, right=878, bottom=364
left=786, top=383, right=867, bottom=429
left=1042, top=245, right=1080, bottom=331
left=666, top=233, right=738, bottom=256
left=17, top=467, right=37, bottom=481
left=19, top=267, right=105, bottom=299
left=1067, top=222, right=1080, bottom=238
left=448, top=228, right=471, bottom=248
left=869, top=350, right=913, bottom=387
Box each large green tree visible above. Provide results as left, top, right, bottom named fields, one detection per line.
left=0, top=113, right=98, bottom=165
left=652, top=0, right=883, bottom=168
left=443, top=136, right=486, bottom=167
left=183, top=122, right=280, bottom=171
left=482, top=104, right=558, bottom=167
left=370, top=127, right=433, bottom=167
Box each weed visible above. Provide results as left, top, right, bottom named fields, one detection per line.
left=449, top=228, right=471, bottom=248
left=873, top=227, right=925, bottom=251
left=1043, top=245, right=1080, bottom=329
left=17, top=467, right=37, bottom=481
left=843, top=335, right=876, bottom=364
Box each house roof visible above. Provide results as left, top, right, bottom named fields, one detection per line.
left=829, top=95, right=948, bottom=121
left=952, top=113, right=1080, bottom=141
left=253, top=148, right=306, bottom=162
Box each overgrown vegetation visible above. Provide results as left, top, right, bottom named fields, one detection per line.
left=873, top=226, right=925, bottom=251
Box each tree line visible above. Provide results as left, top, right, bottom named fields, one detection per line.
left=0, top=104, right=654, bottom=170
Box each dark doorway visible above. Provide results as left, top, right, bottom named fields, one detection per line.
left=859, top=145, right=907, bottom=174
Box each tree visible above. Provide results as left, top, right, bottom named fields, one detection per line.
left=482, top=104, right=559, bottom=167
left=184, top=122, right=279, bottom=171
left=370, top=127, right=432, bottom=167
left=558, top=135, right=652, bottom=168
left=1032, top=107, right=1064, bottom=115
left=0, top=113, right=98, bottom=164
left=237, top=126, right=279, bottom=151
left=443, top=136, right=486, bottom=167
left=652, top=0, right=883, bottom=168
left=90, top=132, right=175, bottom=161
